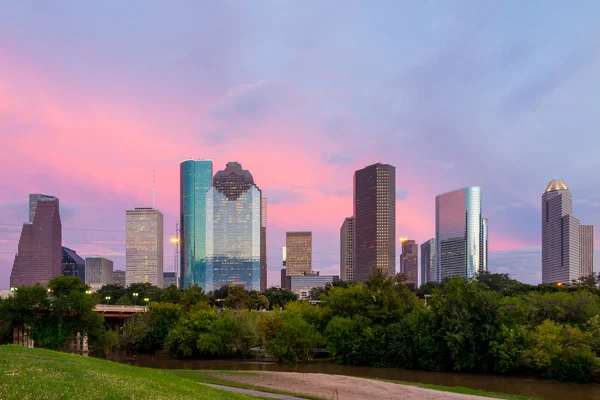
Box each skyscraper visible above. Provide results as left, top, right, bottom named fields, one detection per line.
left=435, top=187, right=485, bottom=281
left=285, top=232, right=312, bottom=276
left=542, top=180, right=580, bottom=284
left=113, top=270, right=126, bottom=287
left=482, top=218, right=489, bottom=274
left=206, top=162, right=261, bottom=292
left=260, top=198, right=268, bottom=291
left=353, top=163, right=396, bottom=282
left=580, top=225, right=594, bottom=278
left=340, top=217, right=355, bottom=281
left=29, top=194, right=56, bottom=223
left=126, top=207, right=164, bottom=288
left=85, top=256, right=114, bottom=290
left=180, top=159, right=213, bottom=288
left=62, top=247, right=86, bottom=282
left=420, top=238, right=435, bottom=285
left=10, top=197, right=62, bottom=288
left=400, top=238, right=418, bottom=286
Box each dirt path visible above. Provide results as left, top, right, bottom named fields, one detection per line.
left=214, top=371, right=499, bottom=400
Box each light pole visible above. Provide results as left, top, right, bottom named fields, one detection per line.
left=132, top=292, right=138, bottom=305
left=171, top=223, right=180, bottom=288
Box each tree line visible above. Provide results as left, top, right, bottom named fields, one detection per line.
left=2, top=272, right=600, bottom=383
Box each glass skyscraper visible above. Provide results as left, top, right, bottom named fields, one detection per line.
left=435, top=186, right=486, bottom=281
left=420, top=238, right=435, bottom=285
left=180, top=159, right=213, bottom=288
left=206, top=162, right=261, bottom=292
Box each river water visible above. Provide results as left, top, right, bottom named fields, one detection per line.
left=103, top=352, right=600, bottom=400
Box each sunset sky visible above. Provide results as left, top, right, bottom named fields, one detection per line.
left=1, top=1, right=599, bottom=288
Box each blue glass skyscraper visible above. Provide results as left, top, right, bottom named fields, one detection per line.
left=435, top=186, right=486, bottom=281
left=180, top=159, right=213, bottom=288
left=206, top=162, right=261, bottom=292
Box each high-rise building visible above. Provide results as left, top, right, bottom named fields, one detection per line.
left=542, top=180, right=581, bottom=284
left=260, top=198, right=268, bottom=291
left=340, top=217, right=355, bottom=281
left=482, top=218, right=489, bottom=274
left=285, top=232, right=312, bottom=276
left=29, top=194, right=56, bottom=223
left=206, top=162, right=261, bottom=292
left=353, top=163, right=396, bottom=282
left=163, top=272, right=176, bottom=288
left=85, top=256, right=114, bottom=290
left=281, top=267, right=288, bottom=289
left=180, top=159, right=213, bottom=288
left=580, top=225, right=594, bottom=278
left=62, top=247, right=85, bottom=282
left=420, top=238, right=435, bottom=285
left=400, top=238, right=418, bottom=286
left=113, top=270, right=126, bottom=287
left=126, top=207, right=164, bottom=288
left=10, top=197, right=62, bottom=288
left=435, top=187, right=485, bottom=281
left=289, top=273, right=339, bottom=300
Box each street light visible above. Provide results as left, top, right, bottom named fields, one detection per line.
left=171, top=234, right=180, bottom=288
left=132, top=292, right=139, bottom=297
left=105, top=296, right=111, bottom=301
left=85, top=289, right=92, bottom=295
left=143, top=297, right=150, bottom=303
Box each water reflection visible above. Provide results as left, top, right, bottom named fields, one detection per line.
left=102, top=352, right=600, bottom=400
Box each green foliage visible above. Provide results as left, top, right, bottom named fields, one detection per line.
left=489, top=325, right=528, bottom=373
left=584, top=315, right=600, bottom=355
left=160, top=284, right=183, bottom=304
left=97, top=284, right=126, bottom=305
left=263, top=287, right=298, bottom=309
left=120, top=302, right=183, bottom=353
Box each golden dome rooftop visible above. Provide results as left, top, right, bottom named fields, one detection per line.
left=544, top=179, right=568, bottom=193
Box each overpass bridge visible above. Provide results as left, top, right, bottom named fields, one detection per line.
left=93, top=305, right=148, bottom=335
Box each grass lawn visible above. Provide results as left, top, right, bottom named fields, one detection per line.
left=0, top=346, right=262, bottom=400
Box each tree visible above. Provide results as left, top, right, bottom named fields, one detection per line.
left=180, top=284, right=208, bottom=310
left=97, top=284, right=126, bottom=305
left=160, top=284, right=182, bottom=304
left=263, top=288, right=298, bottom=309
left=120, top=301, right=183, bottom=353
left=476, top=272, right=519, bottom=292
left=126, top=282, right=163, bottom=305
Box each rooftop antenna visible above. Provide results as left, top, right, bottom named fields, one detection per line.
left=152, top=165, right=156, bottom=209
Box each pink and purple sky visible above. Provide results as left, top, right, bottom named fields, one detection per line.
left=1, top=1, right=599, bottom=288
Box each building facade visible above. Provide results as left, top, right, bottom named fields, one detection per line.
left=62, top=247, right=86, bottom=282
left=482, top=218, right=489, bottom=274
left=126, top=207, right=164, bottom=288
left=400, top=239, right=419, bottom=286
left=163, top=272, right=176, bottom=287
left=420, top=238, right=435, bottom=285
left=29, top=194, right=56, bottom=223
left=435, top=186, right=485, bottom=281
left=10, top=197, right=62, bottom=288
left=353, top=163, right=396, bottom=282
left=261, top=198, right=268, bottom=291
left=542, top=180, right=581, bottom=284
left=113, top=270, right=126, bottom=287
left=285, top=232, right=312, bottom=276
left=289, top=273, right=339, bottom=300
left=580, top=225, right=594, bottom=278
left=180, top=159, right=213, bottom=288
left=206, top=162, right=261, bottom=292
left=85, top=256, right=114, bottom=290
left=340, top=217, right=355, bottom=281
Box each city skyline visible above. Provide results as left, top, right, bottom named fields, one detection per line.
left=1, top=2, right=600, bottom=288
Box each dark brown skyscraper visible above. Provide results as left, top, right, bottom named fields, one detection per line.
left=580, top=225, right=594, bottom=278
left=10, top=198, right=62, bottom=287
left=260, top=198, right=268, bottom=291
left=353, top=163, right=396, bottom=282
left=400, top=238, right=418, bottom=286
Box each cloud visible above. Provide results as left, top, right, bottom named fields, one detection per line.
left=321, top=152, right=354, bottom=166
left=488, top=246, right=541, bottom=284
left=212, top=81, right=282, bottom=120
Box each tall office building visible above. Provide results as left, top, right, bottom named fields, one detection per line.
left=260, top=198, right=268, bottom=291
left=353, top=163, right=396, bottom=282
left=400, top=238, right=418, bottom=286
left=85, top=256, right=114, bottom=290
left=541, top=180, right=581, bottom=284
left=340, top=217, right=355, bottom=281
left=180, top=159, right=213, bottom=288
left=29, top=194, right=56, bottom=223
left=580, top=225, right=594, bottom=278
left=420, top=238, right=435, bottom=285
left=10, top=197, right=62, bottom=288
left=435, top=187, right=485, bottom=281
left=126, top=207, right=164, bottom=288
left=62, top=247, right=86, bottom=282
left=163, top=272, right=176, bottom=288
left=113, top=270, right=126, bottom=287
left=206, top=162, right=261, bottom=292
left=285, top=232, right=312, bottom=276
left=482, top=218, right=489, bottom=274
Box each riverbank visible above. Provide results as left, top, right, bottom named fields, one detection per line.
left=173, top=370, right=537, bottom=400
left=0, top=346, right=255, bottom=399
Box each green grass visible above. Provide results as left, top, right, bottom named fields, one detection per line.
left=171, top=370, right=326, bottom=400
left=375, top=378, right=541, bottom=400
left=0, top=346, right=262, bottom=400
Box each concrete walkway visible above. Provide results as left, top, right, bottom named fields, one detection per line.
left=199, top=383, right=309, bottom=400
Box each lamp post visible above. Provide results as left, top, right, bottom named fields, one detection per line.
left=132, top=292, right=138, bottom=305
left=171, top=223, right=180, bottom=288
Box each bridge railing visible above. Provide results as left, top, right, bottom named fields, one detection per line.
left=93, top=305, right=148, bottom=313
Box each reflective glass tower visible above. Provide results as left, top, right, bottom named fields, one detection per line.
left=206, top=162, right=261, bottom=292
left=420, top=238, right=435, bottom=285
left=340, top=217, right=354, bottom=281
left=435, top=186, right=484, bottom=281
left=180, top=159, right=213, bottom=288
